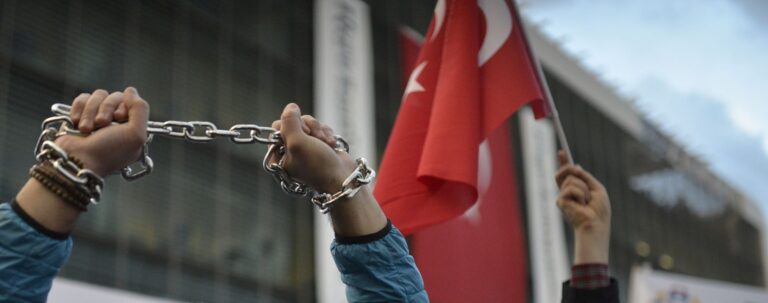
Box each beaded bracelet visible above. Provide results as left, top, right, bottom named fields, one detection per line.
left=30, top=160, right=91, bottom=211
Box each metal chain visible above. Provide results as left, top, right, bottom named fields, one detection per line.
left=34, top=140, right=105, bottom=205
left=42, top=103, right=365, bottom=213
left=51, top=103, right=283, bottom=145
left=310, top=158, right=375, bottom=213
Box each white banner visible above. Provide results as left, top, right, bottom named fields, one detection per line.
left=629, top=264, right=768, bottom=303
left=49, top=279, right=184, bottom=303
left=314, top=0, right=376, bottom=302
left=519, top=107, right=570, bottom=303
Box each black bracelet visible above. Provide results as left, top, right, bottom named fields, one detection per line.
left=335, top=220, right=393, bottom=244
left=10, top=199, right=70, bottom=240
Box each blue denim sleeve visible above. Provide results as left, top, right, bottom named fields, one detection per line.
left=331, top=223, right=429, bottom=303
left=0, top=202, right=73, bottom=303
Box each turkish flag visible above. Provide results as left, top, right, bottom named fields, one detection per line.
left=376, top=0, right=547, bottom=234
left=379, top=1, right=547, bottom=301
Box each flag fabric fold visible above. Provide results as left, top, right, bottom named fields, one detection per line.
left=375, top=0, right=547, bottom=235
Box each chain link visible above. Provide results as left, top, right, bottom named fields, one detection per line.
left=42, top=103, right=365, bottom=213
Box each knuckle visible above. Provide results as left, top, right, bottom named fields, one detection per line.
left=93, top=89, right=108, bottom=96
left=132, top=98, right=149, bottom=110
left=73, top=96, right=88, bottom=106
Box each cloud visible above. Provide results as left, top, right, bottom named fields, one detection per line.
left=520, top=0, right=768, bottom=213
left=733, top=0, right=768, bottom=29
left=630, top=169, right=726, bottom=218
left=522, top=0, right=768, bottom=153
left=634, top=77, right=768, bottom=206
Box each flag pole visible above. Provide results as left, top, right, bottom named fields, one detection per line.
left=512, top=2, right=575, bottom=164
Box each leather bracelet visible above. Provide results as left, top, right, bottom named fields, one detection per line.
left=30, top=161, right=90, bottom=211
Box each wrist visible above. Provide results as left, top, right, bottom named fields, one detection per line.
left=16, top=178, right=82, bottom=234
left=573, top=227, right=610, bottom=265
left=319, top=153, right=358, bottom=193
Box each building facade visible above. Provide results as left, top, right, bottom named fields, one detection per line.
left=0, top=0, right=763, bottom=302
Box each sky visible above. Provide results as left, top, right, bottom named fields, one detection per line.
left=518, top=0, right=768, bottom=221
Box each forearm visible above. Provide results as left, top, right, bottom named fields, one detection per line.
left=328, top=178, right=425, bottom=301
left=331, top=222, right=428, bottom=302
left=329, top=186, right=388, bottom=237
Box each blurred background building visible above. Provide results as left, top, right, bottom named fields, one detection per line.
left=524, top=23, right=766, bottom=300
left=0, top=0, right=763, bottom=302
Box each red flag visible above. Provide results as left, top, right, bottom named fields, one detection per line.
left=375, top=0, right=547, bottom=234
left=413, top=126, right=527, bottom=302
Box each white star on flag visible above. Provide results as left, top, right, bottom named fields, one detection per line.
left=403, top=61, right=427, bottom=101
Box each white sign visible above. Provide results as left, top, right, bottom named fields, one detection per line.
left=314, top=0, right=376, bottom=302
left=630, top=265, right=768, bottom=303
left=519, top=107, right=570, bottom=303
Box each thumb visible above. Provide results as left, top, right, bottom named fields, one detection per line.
left=280, top=103, right=304, bottom=144
left=123, top=87, right=148, bottom=136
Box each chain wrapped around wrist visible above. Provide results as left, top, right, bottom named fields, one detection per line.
left=309, top=158, right=375, bottom=214
left=261, top=132, right=377, bottom=213
left=37, top=103, right=374, bottom=213
left=33, top=141, right=104, bottom=208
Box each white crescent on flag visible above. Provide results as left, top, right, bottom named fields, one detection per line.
left=464, top=139, right=492, bottom=224
left=431, top=0, right=447, bottom=41
left=478, top=0, right=512, bottom=66
left=464, top=0, right=514, bottom=223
